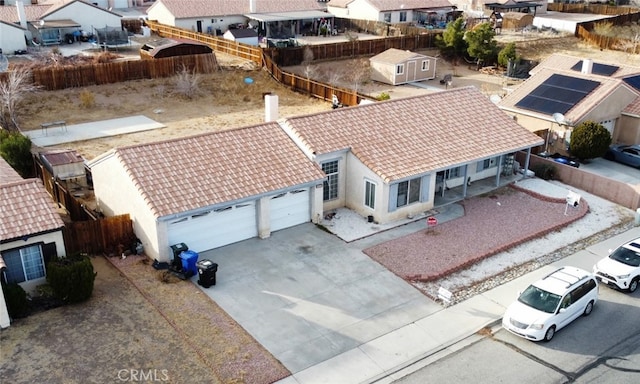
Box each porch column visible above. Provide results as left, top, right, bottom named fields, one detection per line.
left=462, top=164, right=469, bottom=198
left=257, top=197, right=271, bottom=239
left=521, top=148, right=533, bottom=180
left=495, top=155, right=502, bottom=187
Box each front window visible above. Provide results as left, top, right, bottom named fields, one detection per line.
left=322, top=160, right=339, bottom=201
left=477, top=157, right=498, bottom=172
left=396, top=64, right=404, bottom=75
left=2, top=244, right=45, bottom=284
left=384, top=12, right=391, bottom=23
left=445, top=166, right=463, bottom=179
left=518, top=285, right=561, bottom=314
left=399, top=11, right=407, bottom=22
left=397, top=177, right=421, bottom=207
left=364, top=180, right=376, bottom=209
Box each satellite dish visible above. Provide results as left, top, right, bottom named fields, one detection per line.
left=39, top=20, right=45, bottom=26
left=0, top=54, right=8, bottom=73
left=552, top=112, right=566, bottom=124
left=490, top=94, right=501, bottom=104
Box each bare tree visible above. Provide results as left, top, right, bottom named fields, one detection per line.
left=342, top=58, right=370, bottom=92
left=0, top=67, right=39, bottom=131
left=301, top=46, right=318, bottom=80
left=174, top=65, right=202, bottom=99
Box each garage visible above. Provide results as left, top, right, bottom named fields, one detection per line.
left=168, top=201, right=258, bottom=253
left=270, top=189, right=311, bottom=232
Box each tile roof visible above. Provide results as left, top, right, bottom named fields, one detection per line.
left=40, top=149, right=84, bottom=166
left=0, top=157, right=23, bottom=184
left=365, top=0, right=454, bottom=11
left=0, top=4, right=51, bottom=23
left=370, top=48, right=431, bottom=64
left=107, top=122, right=325, bottom=218
left=150, top=0, right=326, bottom=19
left=0, top=179, right=65, bottom=242
left=282, top=87, right=543, bottom=183
left=531, top=53, right=640, bottom=79
left=622, top=96, right=640, bottom=116
left=498, top=66, right=635, bottom=124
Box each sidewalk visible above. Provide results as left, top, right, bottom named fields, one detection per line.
left=278, top=225, right=640, bottom=384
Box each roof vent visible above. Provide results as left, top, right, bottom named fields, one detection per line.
left=581, top=59, right=593, bottom=75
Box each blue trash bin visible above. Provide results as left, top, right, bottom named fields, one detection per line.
left=179, top=250, right=199, bottom=277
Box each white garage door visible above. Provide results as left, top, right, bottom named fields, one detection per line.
left=270, top=189, right=311, bottom=232
left=168, top=202, right=257, bottom=253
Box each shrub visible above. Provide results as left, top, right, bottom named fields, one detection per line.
left=79, top=90, right=95, bottom=108
left=0, top=130, right=33, bottom=178
left=46, top=254, right=97, bottom=303
left=3, top=283, right=30, bottom=319
left=569, top=121, right=611, bottom=161
left=531, top=163, right=556, bottom=180
left=376, top=92, right=390, bottom=101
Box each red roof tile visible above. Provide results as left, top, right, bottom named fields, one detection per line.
left=0, top=179, right=64, bottom=241
left=151, top=0, right=326, bottom=19
left=110, top=122, right=325, bottom=218
left=0, top=157, right=23, bottom=184
left=282, top=87, right=543, bottom=182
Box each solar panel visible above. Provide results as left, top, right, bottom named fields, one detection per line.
left=570, top=61, right=619, bottom=76
left=515, top=74, right=600, bottom=115
left=623, top=75, right=640, bottom=91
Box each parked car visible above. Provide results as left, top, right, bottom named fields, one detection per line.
left=538, top=152, right=580, bottom=168
left=593, top=237, right=640, bottom=293
left=502, top=266, right=598, bottom=342
left=603, top=144, right=640, bottom=168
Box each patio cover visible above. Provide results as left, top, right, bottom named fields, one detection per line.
left=30, top=19, right=80, bottom=30
left=246, top=10, right=331, bottom=22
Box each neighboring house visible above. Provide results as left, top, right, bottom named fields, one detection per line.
left=146, top=0, right=329, bottom=39
left=498, top=54, right=640, bottom=156
left=451, top=0, right=546, bottom=18
left=0, top=19, right=26, bottom=53
left=0, top=0, right=122, bottom=48
left=369, top=48, right=436, bottom=85
left=88, top=123, right=326, bottom=262
left=0, top=157, right=66, bottom=325
left=223, top=28, right=259, bottom=46
left=327, top=0, right=457, bottom=24
left=90, top=87, right=542, bottom=262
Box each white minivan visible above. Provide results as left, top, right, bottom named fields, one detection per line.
left=502, top=266, right=599, bottom=342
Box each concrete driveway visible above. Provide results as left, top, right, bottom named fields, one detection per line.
left=580, top=157, right=640, bottom=185
left=196, top=224, right=442, bottom=374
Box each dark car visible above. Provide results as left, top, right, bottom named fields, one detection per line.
left=539, top=152, right=580, bottom=168
left=604, top=144, right=640, bottom=168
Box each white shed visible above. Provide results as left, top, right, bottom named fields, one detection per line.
left=223, top=28, right=259, bottom=46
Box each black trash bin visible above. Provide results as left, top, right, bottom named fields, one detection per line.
left=196, top=259, right=218, bottom=288
left=170, top=243, right=188, bottom=270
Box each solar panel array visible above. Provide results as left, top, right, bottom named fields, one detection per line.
left=623, top=75, right=640, bottom=92
left=515, top=74, right=601, bottom=115
left=570, top=61, right=619, bottom=76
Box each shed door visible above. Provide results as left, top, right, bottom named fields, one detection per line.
left=168, top=202, right=257, bottom=253
left=407, top=60, right=416, bottom=82
left=269, top=189, right=311, bottom=232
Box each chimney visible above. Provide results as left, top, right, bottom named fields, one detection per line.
left=250, top=0, right=256, bottom=13
left=16, top=1, right=27, bottom=30
left=265, top=93, right=278, bottom=122
left=581, top=59, right=593, bottom=75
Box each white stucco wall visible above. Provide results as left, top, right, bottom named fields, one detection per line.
left=343, top=0, right=382, bottom=22
left=0, top=283, right=10, bottom=328
left=1, top=231, right=66, bottom=293
left=147, top=2, right=176, bottom=26
left=90, top=153, right=162, bottom=261
left=45, top=2, right=122, bottom=33
left=533, top=17, right=577, bottom=34
left=344, top=153, right=380, bottom=219
left=0, top=24, right=27, bottom=54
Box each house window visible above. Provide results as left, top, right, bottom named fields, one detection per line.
left=476, top=157, right=498, bottom=172
left=384, top=12, right=391, bottom=22
left=396, top=177, right=421, bottom=207
left=421, top=60, right=429, bottom=71
left=2, top=244, right=45, bottom=284
left=399, top=11, right=407, bottom=22
left=322, top=160, right=339, bottom=201
left=364, top=180, right=376, bottom=209
left=445, top=167, right=463, bottom=179
left=396, top=64, right=404, bottom=75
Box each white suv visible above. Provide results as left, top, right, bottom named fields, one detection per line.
left=593, top=238, right=640, bottom=293
left=502, top=266, right=598, bottom=342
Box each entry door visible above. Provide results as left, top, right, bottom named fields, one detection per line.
left=196, top=20, right=203, bottom=33
left=407, top=60, right=416, bottom=82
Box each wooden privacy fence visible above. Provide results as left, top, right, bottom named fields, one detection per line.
left=263, top=53, right=360, bottom=106
left=30, top=53, right=218, bottom=90
left=547, top=3, right=639, bottom=15
left=146, top=20, right=263, bottom=65
left=63, top=214, right=135, bottom=256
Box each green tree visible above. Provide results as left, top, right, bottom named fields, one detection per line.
left=465, top=23, right=498, bottom=68
left=497, top=42, right=517, bottom=68
left=435, top=18, right=468, bottom=63
left=0, top=130, right=33, bottom=177
left=569, top=121, right=612, bottom=160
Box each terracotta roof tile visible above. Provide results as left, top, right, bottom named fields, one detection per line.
left=0, top=179, right=65, bottom=242
left=366, top=0, right=453, bottom=11
left=0, top=157, right=23, bottom=184
left=112, top=122, right=325, bottom=218
left=283, top=87, right=542, bottom=183
left=152, top=0, right=325, bottom=19
left=0, top=4, right=51, bottom=23
left=622, top=96, right=640, bottom=116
